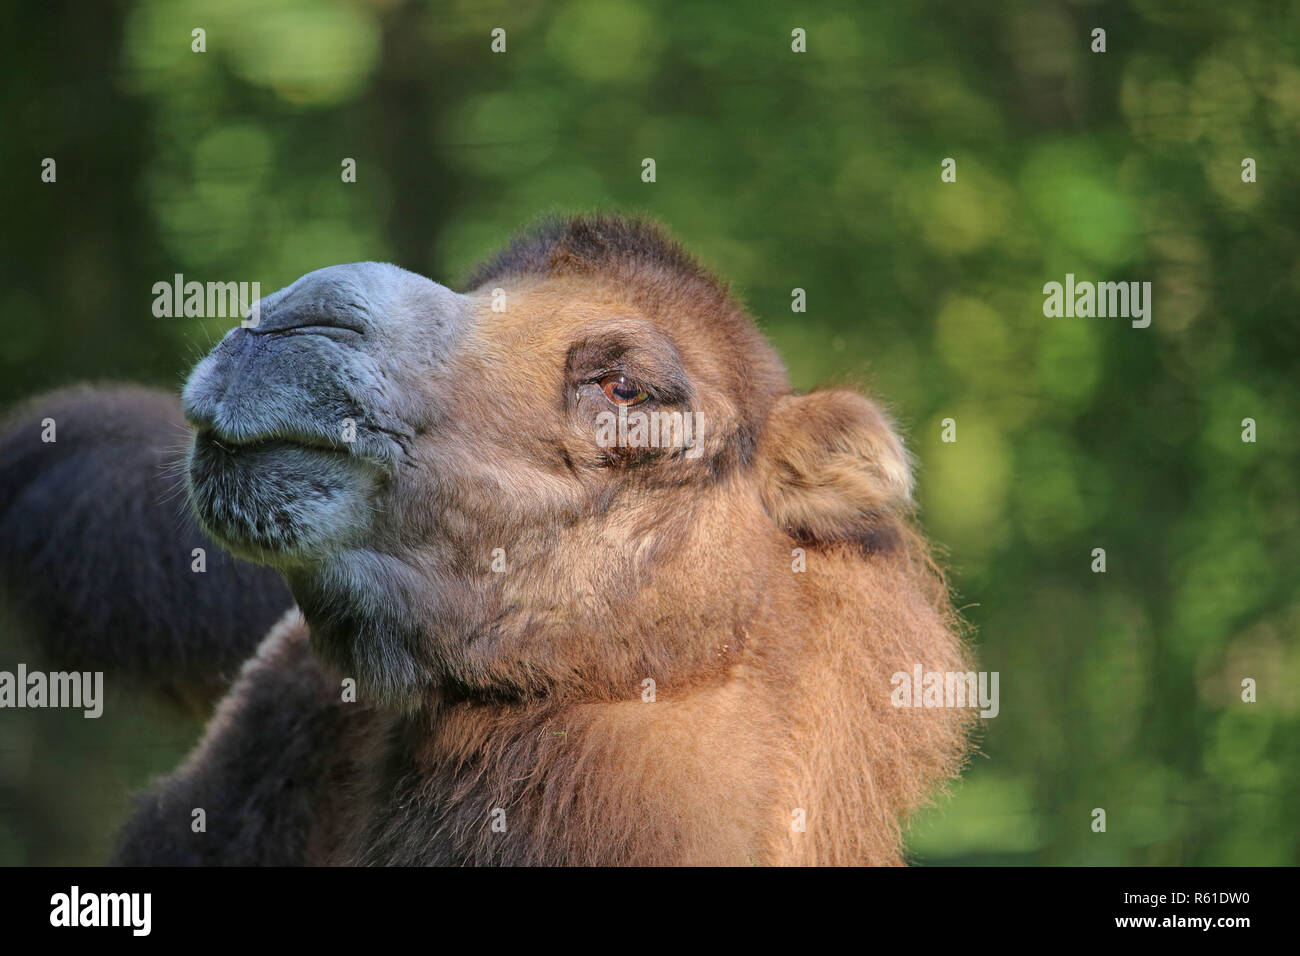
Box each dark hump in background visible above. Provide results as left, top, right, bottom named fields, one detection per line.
left=0, top=384, right=292, bottom=708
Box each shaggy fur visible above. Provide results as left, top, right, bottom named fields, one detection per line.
left=0, top=385, right=292, bottom=707
left=107, top=215, right=974, bottom=865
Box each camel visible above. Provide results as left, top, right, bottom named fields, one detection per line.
left=13, top=215, right=976, bottom=865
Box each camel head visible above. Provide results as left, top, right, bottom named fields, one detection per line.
left=182, top=216, right=918, bottom=706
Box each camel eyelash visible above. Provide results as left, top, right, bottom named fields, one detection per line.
left=584, top=369, right=656, bottom=398
left=565, top=342, right=692, bottom=407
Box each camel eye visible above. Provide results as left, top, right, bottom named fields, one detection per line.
left=600, top=373, right=649, bottom=407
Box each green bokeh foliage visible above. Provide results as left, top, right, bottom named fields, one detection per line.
left=1, top=0, right=1297, bottom=864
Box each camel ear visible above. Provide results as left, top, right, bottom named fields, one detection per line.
left=758, top=389, right=913, bottom=547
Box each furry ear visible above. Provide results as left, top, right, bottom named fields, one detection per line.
left=757, top=389, right=913, bottom=548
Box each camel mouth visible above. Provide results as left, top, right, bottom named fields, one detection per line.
left=177, top=260, right=467, bottom=566
left=181, top=330, right=410, bottom=474
left=195, top=428, right=353, bottom=460
left=186, top=426, right=378, bottom=565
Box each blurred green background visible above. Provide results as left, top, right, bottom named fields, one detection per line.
left=1, top=0, right=1298, bottom=865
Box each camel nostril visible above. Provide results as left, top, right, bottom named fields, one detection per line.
left=254, top=313, right=367, bottom=337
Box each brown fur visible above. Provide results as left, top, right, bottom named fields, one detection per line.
left=117, top=215, right=975, bottom=866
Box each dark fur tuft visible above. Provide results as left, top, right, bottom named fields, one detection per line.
left=0, top=385, right=292, bottom=707
left=461, top=213, right=727, bottom=297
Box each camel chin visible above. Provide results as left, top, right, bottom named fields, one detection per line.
left=185, top=434, right=374, bottom=564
